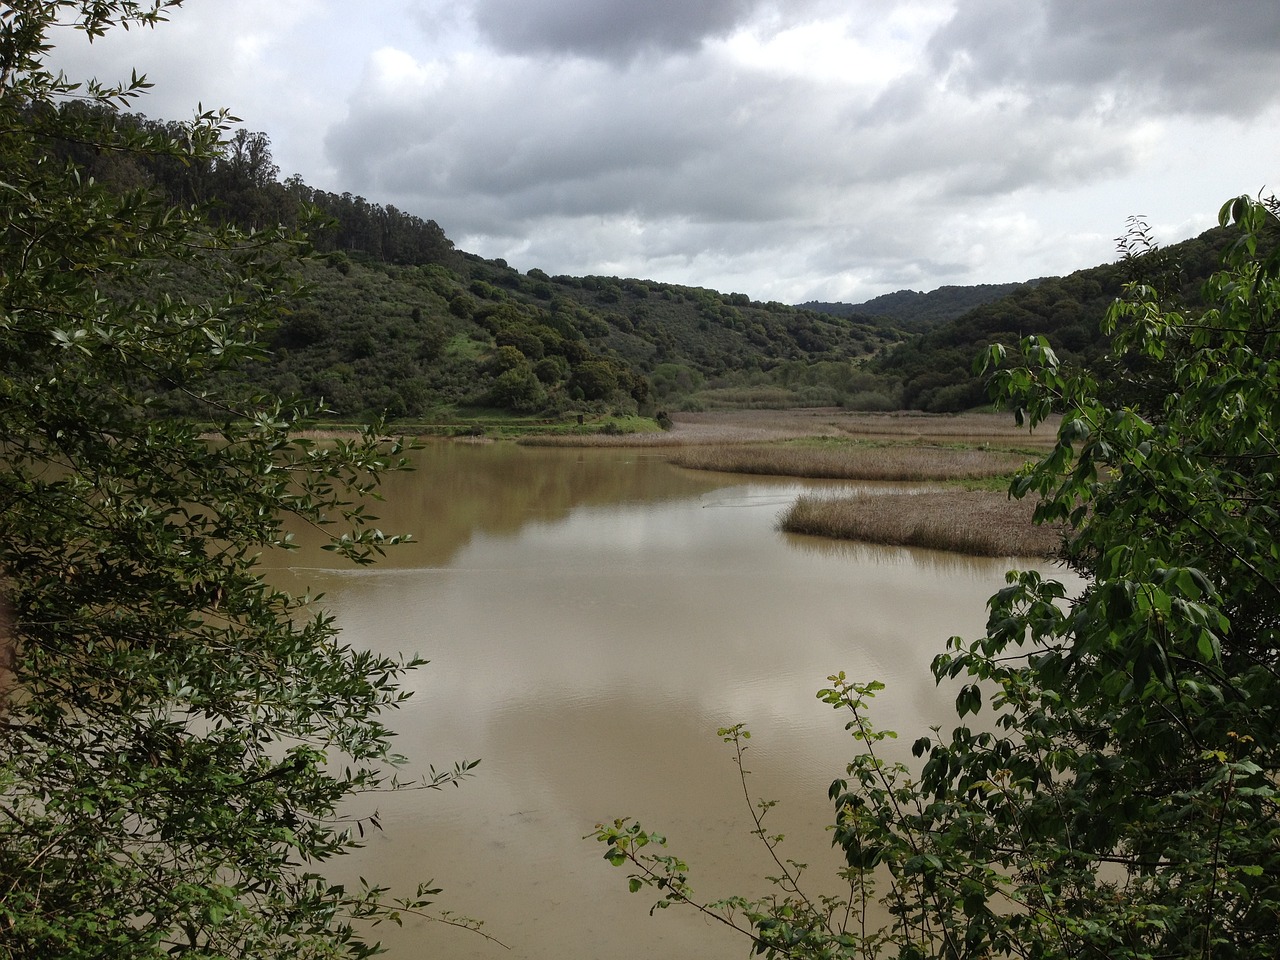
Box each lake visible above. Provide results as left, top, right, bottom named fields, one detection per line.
left=265, top=440, right=1074, bottom=960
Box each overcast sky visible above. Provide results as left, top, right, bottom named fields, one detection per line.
left=49, top=0, right=1280, bottom=303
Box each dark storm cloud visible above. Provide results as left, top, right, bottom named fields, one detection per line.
left=326, top=49, right=841, bottom=231
left=930, top=0, right=1280, bottom=116
left=469, top=0, right=759, bottom=60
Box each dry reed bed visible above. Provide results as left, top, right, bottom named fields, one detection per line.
left=829, top=413, right=1058, bottom=446
left=519, top=409, right=1058, bottom=449
left=783, top=491, right=1063, bottom=558
left=668, top=443, right=1031, bottom=482
left=517, top=430, right=706, bottom=447
left=677, top=408, right=1060, bottom=447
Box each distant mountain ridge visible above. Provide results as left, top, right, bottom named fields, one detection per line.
left=800, top=282, right=1031, bottom=332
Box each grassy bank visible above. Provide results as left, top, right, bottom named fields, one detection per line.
left=668, top=441, right=1031, bottom=483
left=782, top=490, right=1062, bottom=558
left=313, top=411, right=667, bottom=441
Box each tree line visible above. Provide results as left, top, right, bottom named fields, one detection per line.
left=41, top=103, right=454, bottom=264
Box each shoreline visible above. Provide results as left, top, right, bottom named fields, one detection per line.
left=510, top=409, right=1064, bottom=558
left=286, top=408, right=1065, bottom=559
left=782, top=489, right=1062, bottom=559
left=515, top=408, right=1060, bottom=448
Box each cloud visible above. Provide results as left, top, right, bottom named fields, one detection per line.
left=328, top=46, right=843, bottom=225
left=43, top=0, right=353, bottom=179
left=468, top=0, right=759, bottom=60
left=929, top=0, right=1280, bottom=118
left=313, top=4, right=1029, bottom=299
left=325, top=15, right=1154, bottom=254
left=42, top=0, right=1280, bottom=302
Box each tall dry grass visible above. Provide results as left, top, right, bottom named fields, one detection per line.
left=669, top=443, right=1031, bottom=482
left=517, top=411, right=823, bottom=446
left=782, top=491, right=1063, bottom=558
left=826, top=411, right=1058, bottom=446
left=519, top=409, right=1058, bottom=449
left=673, top=409, right=1060, bottom=447
left=518, top=431, right=692, bottom=447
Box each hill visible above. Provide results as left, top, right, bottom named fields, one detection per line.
left=50, top=105, right=1238, bottom=421
left=54, top=109, right=906, bottom=422
left=870, top=225, right=1233, bottom=411
left=224, top=251, right=905, bottom=422
left=801, top=282, right=1029, bottom=332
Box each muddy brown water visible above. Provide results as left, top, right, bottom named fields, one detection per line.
left=266, top=441, right=1079, bottom=959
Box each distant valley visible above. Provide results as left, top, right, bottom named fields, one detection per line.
left=57, top=110, right=1231, bottom=424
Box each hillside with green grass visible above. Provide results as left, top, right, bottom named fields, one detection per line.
left=55, top=105, right=1238, bottom=422
left=178, top=249, right=907, bottom=424
left=56, top=109, right=906, bottom=424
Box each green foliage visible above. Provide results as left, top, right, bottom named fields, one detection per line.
left=488, top=363, right=547, bottom=412
left=873, top=226, right=1236, bottom=413
left=1, top=4, right=478, bottom=957
left=593, top=195, right=1280, bottom=959
left=569, top=359, right=620, bottom=401
left=450, top=265, right=900, bottom=410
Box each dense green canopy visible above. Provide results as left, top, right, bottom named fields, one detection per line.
left=1, top=4, right=471, bottom=956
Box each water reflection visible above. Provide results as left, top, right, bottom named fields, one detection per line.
left=308, top=442, right=729, bottom=567
left=782, top=528, right=1038, bottom=575
left=267, top=441, right=1080, bottom=960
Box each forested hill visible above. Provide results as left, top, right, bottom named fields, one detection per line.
left=243, top=252, right=904, bottom=421
left=871, top=225, right=1235, bottom=411
left=55, top=109, right=905, bottom=421
left=52, top=106, right=1238, bottom=419
left=801, top=282, right=1029, bottom=332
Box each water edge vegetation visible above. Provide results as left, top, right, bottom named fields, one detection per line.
left=781, top=490, right=1061, bottom=558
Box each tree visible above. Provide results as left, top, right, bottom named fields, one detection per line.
left=488, top=363, right=548, bottom=412
left=594, top=195, right=1280, bottom=959
left=569, top=359, right=620, bottom=402
left=1, top=4, right=474, bottom=957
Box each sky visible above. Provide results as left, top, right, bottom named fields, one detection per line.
left=47, top=0, right=1280, bottom=304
